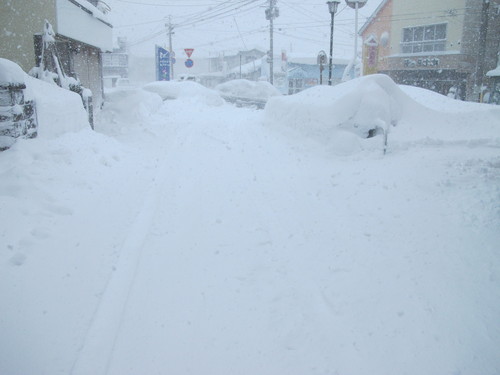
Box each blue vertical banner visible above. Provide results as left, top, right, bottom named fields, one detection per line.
left=155, top=45, right=171, bottom=81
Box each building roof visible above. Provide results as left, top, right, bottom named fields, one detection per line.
left=359, top=0, right=390, bottom=35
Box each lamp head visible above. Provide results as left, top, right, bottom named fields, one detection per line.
left=327, top=0, right=341, bottom=14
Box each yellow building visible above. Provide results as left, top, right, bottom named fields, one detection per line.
left=360, top=0, right=500, bottom=102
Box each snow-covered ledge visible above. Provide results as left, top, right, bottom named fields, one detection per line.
left=56, top=0, right=113, bottom=52
left=486, top=50, right=500, bottom=77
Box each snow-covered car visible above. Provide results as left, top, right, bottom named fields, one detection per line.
left=215, top=79, right=282, bottom=108
left=177, top=74, right=197, bottom=82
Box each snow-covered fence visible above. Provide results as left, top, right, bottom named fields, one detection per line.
left=0, top=72, right=38, bottom=151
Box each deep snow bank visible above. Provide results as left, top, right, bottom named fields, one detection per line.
left=215, top=79, right=282, bottom=100
left=264, top=74, right=500, bottom=153
left=143, top=81, right=224, bottom=106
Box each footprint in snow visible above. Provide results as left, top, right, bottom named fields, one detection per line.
left=9, top=253, right=27, bottom=266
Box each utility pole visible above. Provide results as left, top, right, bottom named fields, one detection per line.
left=166, top=16, right=174, bottom=80
left=265, top=0, right=279, bottom=84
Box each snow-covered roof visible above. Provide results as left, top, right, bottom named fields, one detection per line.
left=229, top=59, right=262, bottom=75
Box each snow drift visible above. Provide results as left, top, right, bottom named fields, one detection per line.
left=264, top=74, right=500, bottom=154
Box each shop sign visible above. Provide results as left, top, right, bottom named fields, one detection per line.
left=404, top=57, right=440, bottom=68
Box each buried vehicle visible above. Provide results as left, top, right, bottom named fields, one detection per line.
left=264, top=74, right=500, bottom=155
left=215, top=79, right=282, bottom=109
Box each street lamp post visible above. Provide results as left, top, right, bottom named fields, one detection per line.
left=343, top=0, right=367, bottom=81
left=327, top=1, right=340, bottom=86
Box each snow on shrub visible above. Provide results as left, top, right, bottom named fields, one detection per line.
left=215, top=79, right=282, bottom=100
left=142, top=81, right=224, bottom=106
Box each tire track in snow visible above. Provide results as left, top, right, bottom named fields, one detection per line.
left=70, top=125, right=195, bottom=375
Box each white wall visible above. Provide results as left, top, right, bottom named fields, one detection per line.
left=56, top=0, right=113, bottom=52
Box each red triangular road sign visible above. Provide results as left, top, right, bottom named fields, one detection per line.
left=184, top=48, right=194, bottom=58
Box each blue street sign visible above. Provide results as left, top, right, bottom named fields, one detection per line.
left=155, top=45, right=170, bottom=81
left=185, top=59, right=194, bottom=68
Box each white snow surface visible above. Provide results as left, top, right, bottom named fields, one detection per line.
left=0, top=74, right=499, bottom=375
left=216, top=79, right=282, bottom=100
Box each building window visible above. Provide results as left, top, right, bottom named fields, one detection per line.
left=401, top=24, right=446, bottom=54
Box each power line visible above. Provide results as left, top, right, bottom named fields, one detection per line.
left=113, top=0, right=235, bottom=6
left=176, top=0, right=264, bottom=29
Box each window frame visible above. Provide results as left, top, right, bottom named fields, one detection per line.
left=401, top=23, right=447, bottom=54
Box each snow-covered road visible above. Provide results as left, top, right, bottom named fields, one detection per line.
left=1, top=85, right=500, bottom=375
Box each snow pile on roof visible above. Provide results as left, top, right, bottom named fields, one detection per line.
left=143, top=81, right=224, bottom=106
left=215, top=79, right=282, bottom=100
left=265, top=74, right=500, bottom=154
left=228, top=59, right=262, bottom=75
left=0, top=58, right=26, bottom=86
left=98, top=87, right=162, bottom=133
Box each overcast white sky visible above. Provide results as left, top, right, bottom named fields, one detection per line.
left=104, top=0, right=384, bottom=60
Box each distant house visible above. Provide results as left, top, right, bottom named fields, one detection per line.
left=208, top=49, right=266, bottom=74
left=0, top=0, right=113, bottom=107
left=286, top=58, right=348, bottom=94
left=359, top=0, right=500, bottom=102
